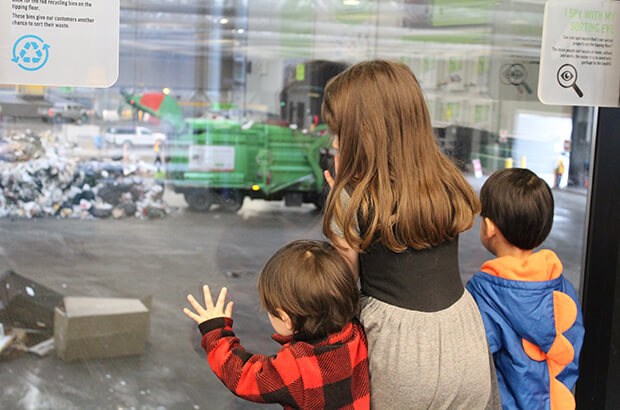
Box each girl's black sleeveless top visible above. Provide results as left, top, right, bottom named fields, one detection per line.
left=359, top=237, right=464, bottom=312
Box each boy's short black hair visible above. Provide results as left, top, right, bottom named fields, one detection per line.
left=480, top=168, right=554, bottom=250
left=258, top=240, right=358, bottom=340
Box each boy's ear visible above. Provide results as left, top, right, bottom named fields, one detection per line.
left=482, top=217, right=498, bottom=240
left=277, top=309, right=294, bottom=332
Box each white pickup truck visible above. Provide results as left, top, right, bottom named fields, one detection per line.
left=104, top=126, right=166, bottom=146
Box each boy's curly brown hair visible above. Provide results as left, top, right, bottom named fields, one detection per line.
left=258, top=240, right=359, bottom=339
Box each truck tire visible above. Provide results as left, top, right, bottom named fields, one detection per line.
left=313, top=183, right=330, bottom=211
left=313, top=193, right=325, bottom=211
left=216, top=189, right=243, bottom=212
left=184, top=189, right=214, bottom=212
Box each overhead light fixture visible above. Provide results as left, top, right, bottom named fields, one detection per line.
left=220, top=18, right=229, bottom=24
left=162, top=88, right=170, bottom=95
left=343, top=0, right=360, bottom=5
left=237, top=28, right=245, bottom=34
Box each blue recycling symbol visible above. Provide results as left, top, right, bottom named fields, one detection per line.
left=12, top=35, right=50, bottom=71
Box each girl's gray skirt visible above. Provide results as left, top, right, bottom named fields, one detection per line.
left=360, top=290, right=501, bottom=409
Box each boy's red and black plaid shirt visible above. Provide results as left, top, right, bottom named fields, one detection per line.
left=199, top=317, right=370, bottom=409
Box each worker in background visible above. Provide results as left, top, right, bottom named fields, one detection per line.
left=154, top=139, right=162, bottom=170
left=554, top=158, right=565, bottom=188
left=154, top=138, right=165, bottom=180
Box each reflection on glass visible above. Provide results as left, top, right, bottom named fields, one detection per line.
left=0, top=0, right=592, bottom=408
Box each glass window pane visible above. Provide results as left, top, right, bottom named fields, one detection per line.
left=0, top=1, right=593, bottom=408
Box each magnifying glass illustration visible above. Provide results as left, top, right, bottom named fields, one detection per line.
left=500, top=63, right=533, bottom=94
left=557, top=64, right=583, bottom=98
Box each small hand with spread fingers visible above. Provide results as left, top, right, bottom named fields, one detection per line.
left=183, top=285, right=234, bottom=324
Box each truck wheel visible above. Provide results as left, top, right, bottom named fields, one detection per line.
left=184, top=189, right=214, bottom=212
left=313, top=183, right=330, bottom=211
left=216, top=189, right=243, bottom=212
left=313, top=195, right=325, bottom=211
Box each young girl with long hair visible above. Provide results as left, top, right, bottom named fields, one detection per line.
left=322, top=60, right=500, bottom=409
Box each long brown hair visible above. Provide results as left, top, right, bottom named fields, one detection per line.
left=322, top=60, right=480, bottom=252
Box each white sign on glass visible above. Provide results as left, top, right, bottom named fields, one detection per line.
left=189, top=146, right=236, bottom=172
left=490, top=58, right=540, bottom=102
left=539, top=0, right=619, bottom=107
left=0, top=0, right=119, bottom=87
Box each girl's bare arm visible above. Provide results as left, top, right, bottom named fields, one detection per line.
left=333, top=235, right=359, bottom=281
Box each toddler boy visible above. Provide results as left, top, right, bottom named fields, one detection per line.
left=184, top=239, right=369, bottom=409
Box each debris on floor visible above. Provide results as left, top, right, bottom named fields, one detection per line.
left=0, top=271, right=64, bottom=361
left=26, top=337, right=55, bottom=357
left=225, top=271, right=256, bottom=279
left=0, top=328, right=28, bottom=360
left=0, top=323, right=15, bottom=354
left=0, top=270, right=64, bottom=333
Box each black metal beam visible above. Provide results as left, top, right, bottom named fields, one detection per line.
left=576, top=106, right=620, bottom=409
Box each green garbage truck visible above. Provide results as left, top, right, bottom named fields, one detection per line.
left=124, top=93, right=333, bottom=212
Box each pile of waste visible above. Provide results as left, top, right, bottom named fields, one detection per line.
left=0, top=129, right=49, bottom=162
left=0, top=130, right=168, bottom=219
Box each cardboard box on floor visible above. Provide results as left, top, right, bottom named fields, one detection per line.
left=54, top=296, right=150, bottom=361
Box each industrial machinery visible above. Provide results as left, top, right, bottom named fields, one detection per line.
left=124, top=92, right=333, bottom=212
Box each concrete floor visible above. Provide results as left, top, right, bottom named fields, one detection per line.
left=0, top=185, right=587, bottom=410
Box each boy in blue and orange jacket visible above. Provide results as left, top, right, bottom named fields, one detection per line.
left=467, top=168, right=584, bottom=410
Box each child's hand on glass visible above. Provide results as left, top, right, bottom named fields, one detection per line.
left=183, top=285, right=234, bottom=324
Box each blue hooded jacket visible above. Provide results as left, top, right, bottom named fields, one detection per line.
left=466, top=250, right=584, bottom=410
